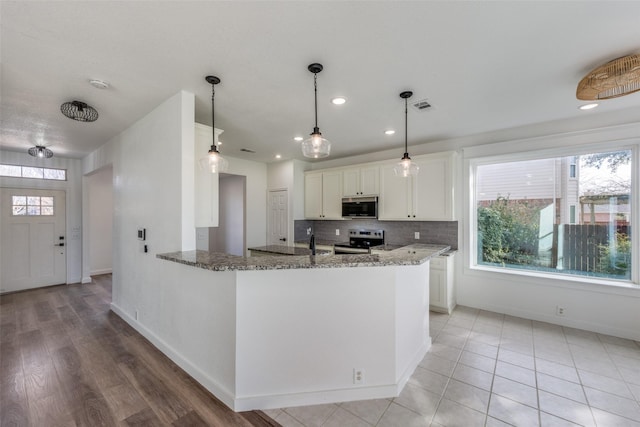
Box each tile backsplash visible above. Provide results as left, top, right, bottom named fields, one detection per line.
left=295, top=219, right=458, bottom=249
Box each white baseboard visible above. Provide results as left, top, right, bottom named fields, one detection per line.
left=90, top=268, right=112, bottom=276
left=109, top=303, right=237, bottom=410
left=109, top=302, right=427, bottom=411
left=81, top=276, right=92, bottom=284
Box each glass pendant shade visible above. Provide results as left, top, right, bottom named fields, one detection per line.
left=199, top=146, right=228, bottom=173
left=301, top=129, right=331, bottom=158
left=394, top=153, right=419, bottom=177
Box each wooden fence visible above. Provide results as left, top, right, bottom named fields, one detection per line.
left=553, top=224, right=629, bottom=272
left=556, top=224, right=610, bottom=272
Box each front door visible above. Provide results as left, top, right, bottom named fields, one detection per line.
left=267, top=189, right=288, bottom=246
left=1, top=188, right=66, bottom=293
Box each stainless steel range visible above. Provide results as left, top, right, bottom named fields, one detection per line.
left=333, top=229, right=384, bottom=254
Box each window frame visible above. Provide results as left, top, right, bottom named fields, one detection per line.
left=0, top=163, right=67, bottom=181
left=467, top=141, right=638, bottom=288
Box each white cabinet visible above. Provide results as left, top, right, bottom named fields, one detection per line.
left=304, top=171, right=343, bottom=219
left=343, top=166, right=379, bottom=196
left=378, top=152, right=455, bottom=221
left=429, top=253, right=456, bottom=314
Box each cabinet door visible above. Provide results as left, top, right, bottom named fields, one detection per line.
left=360, top=166, right=379, bottom=196
left=342, top=169, right=360, bottom=197
left=429, top=267, right=446, bottom=308
left=413, top=156, right=452, bottom=220
left=322, top=171, right=343, bottom=219
left=304, top=173, right=324, bottom=219
left=379, top=164, right=411, bottom=220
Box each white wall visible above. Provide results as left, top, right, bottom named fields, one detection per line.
left=0, top=150, right=83, bottom=284
left=223, top=155, right=268, bottom=253
left=210, top=174, right=245, bottom=256
left=87, top=165, right=113, bottom=275
left=82, top=90, right=196, bottom=325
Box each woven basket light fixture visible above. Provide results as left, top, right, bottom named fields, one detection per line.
left=60, top=100, right=99, bottom=122
left=577, top=54, right=640, bottom=100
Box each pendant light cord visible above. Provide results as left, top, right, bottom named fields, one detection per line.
left=313, top=73, right=319, bottom=130
left=211, top=84, right=216, bottom=150
left=404, top=97, right=408, bottom=154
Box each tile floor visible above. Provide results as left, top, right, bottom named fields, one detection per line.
left=264, top=306, right=640, bottom=426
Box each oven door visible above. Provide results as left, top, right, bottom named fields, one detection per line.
left=333, top=245, right=371, bottom=255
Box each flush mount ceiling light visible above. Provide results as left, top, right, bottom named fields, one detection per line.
left=577, top=53, right=640, bottom=100
left=301, top=63, right=331, bottom=159
left=385, top=130, right=396, bottom=135
left=28, top=145, right=53, bottom=158
left=294, top=136, right=304, bottom=142
left=199, top=76, right=228, bottom=174
left=393, top=91, right=419, bottom=177
left=579, top=103, right=599, bottom=110
left=60, top=100, right=99, bottom=122
left=331, top=96, right=346, bottom=105
left=88, top=79, right=110, bottom=90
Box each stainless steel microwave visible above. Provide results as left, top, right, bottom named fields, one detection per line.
left=342, top=196, right=378, bottom=218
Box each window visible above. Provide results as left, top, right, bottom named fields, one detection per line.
left=474, top=149, right=632, bottom=281
left=12, top=196, right=54, bottom=216
left=0, top=164, right=66, bottom=181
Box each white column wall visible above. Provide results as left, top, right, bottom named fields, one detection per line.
left=87, top=165, right=113, bottom=275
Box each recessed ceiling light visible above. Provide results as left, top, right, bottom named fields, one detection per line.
left=384, top=130, right=395, bottom=135
left=89, top=79, right=110, bottom=90
left=275, top=154, right=282, bottom=159
left=579, top=103, right=599, bottom=110
left=294, top=136, right=304, bottom=142
left=331, top=97, right=346, bottom=105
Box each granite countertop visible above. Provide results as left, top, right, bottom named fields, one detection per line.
left=249, top=245, right=331, bottom=256
left=157, top=243, right=450, bottom=272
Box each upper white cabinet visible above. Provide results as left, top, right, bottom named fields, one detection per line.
left=343, top=166, right=379, bottom=197
left=304, top=171, right=343, bottom=219
left=379, top=152, right=456, bottom=221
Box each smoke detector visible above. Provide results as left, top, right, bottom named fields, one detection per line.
left=411, top=98, right=432, bottom=112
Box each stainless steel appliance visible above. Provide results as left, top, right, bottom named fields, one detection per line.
left=341, top=196, right=378, bottom=218
left=334, top=229, right=384, bottom=254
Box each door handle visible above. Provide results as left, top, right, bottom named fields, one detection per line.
left=279, top=238, right=287, bottom=242
left=55, top=243, right=65, bottom=247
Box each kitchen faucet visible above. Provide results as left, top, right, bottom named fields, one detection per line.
left=309, top=234, right=316, bottom=255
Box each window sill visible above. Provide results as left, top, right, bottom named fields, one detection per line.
left=466, top=264, right=640, bottom=297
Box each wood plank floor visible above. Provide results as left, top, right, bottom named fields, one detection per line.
left=0, top=275, right=280, bottom=427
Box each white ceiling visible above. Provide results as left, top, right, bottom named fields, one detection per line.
left=3, top=1, right=640, bottom=164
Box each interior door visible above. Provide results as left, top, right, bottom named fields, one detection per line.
left=267, top=189, right=288, bottom=246
left=1, top=188, right=66, bottom=293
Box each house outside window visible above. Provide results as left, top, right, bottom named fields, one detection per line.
left=473, top=149, right=632, bottom=282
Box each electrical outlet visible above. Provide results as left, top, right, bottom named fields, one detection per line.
left=353, top=368, right=365, bottom=385
left=336, top=229, right=340, bottom=236
left=307, top=227, right=311, bottom=235
left=556, top=306, right=565, bottom=316
left=414, top=231, right=420, bottom=239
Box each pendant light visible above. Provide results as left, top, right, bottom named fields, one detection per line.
left=393, top=91, right=419, bottom=177
left=301, top=63, right=331, bottom=158
left=199, top=75, right=228, bottom=173
left=28, top=145, right=53, bottom=158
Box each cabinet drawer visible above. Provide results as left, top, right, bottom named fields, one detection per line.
left=430, top=257, right=446, bottom=270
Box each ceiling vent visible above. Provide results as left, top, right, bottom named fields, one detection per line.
left=240, top=148, right=256, bottom=153
left=411, top=98, right=432, bottom=112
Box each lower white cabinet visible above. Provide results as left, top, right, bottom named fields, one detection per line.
left=429, top=253, right=456, bottom=314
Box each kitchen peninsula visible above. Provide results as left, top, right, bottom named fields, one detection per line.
left=151, top=244, right=448, bottom=411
